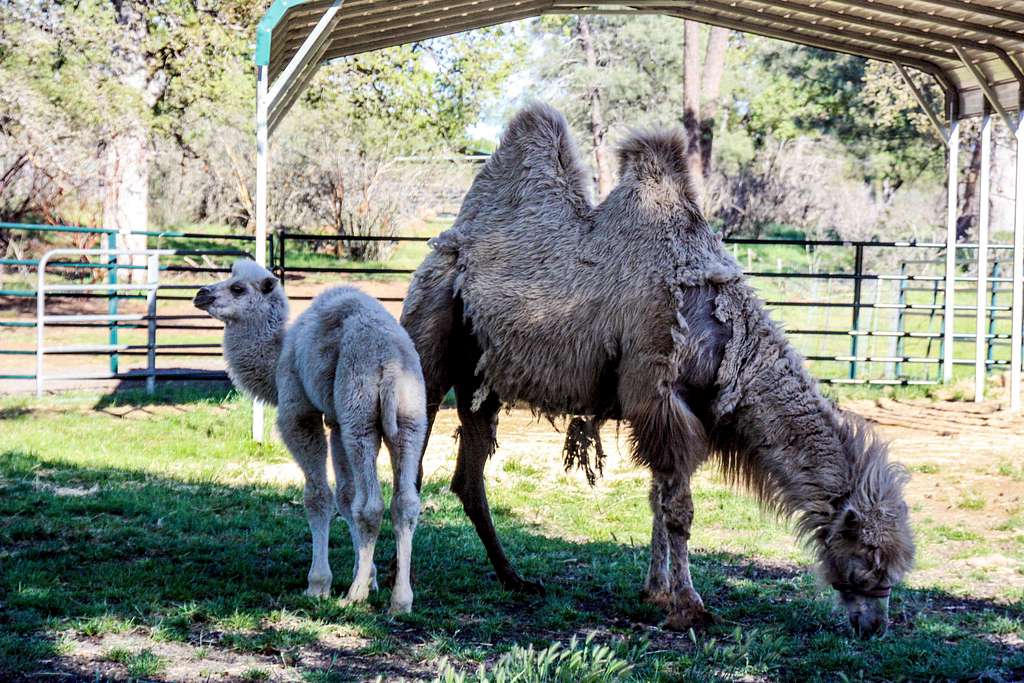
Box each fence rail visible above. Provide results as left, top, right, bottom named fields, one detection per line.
left=2, top=223, right=1022, bottom=391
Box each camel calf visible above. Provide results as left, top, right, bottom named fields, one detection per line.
left=195, top=259, right=427, bottom=613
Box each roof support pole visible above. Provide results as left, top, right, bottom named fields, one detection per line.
left=267, top=1, right=343, bottom=106
left=943, top=119, right=959, bottom=384
left=894, top=63, right=948, bottom=146
left=975, top=112, right=992, bottom=402
left=267, top=1, right=344, bottom=132
left=253, top=63, right=270, bottom=443
left=952, top=45, right=1016, bottom=131
left=1011, top=113, right=1024, bottom=412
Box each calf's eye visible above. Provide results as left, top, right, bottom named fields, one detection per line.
left=230, top=284, right=245, bottom=295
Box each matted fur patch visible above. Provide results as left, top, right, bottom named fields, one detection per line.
left=562, top=417, right=606, bottom=487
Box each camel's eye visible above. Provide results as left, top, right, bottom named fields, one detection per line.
left=230, top=284, right=245, bottom=296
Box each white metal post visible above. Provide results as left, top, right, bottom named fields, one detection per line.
left=1011, top=113, right=1024, bottom=412
left=146, top=253, right=159, bottom=395
left=943, top=120, right=960, bottom=383
left=36, top=255, right=47, bottom=398
left=975, top=113, right=992, bottom=401
left=252, top=64, right=270, bottom=442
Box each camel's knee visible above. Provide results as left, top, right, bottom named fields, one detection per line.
left=354, top=495, right=385, bottom=535
left=663, top=504, right=694, bottom=538
left=391, top=489, right=421, bottom=528
left=304, top=485, right=333, bottom=518
left=335, top=482, right=355, bottom=516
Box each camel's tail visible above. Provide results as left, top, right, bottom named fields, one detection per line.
left=378, top=368, right=409, bottom=445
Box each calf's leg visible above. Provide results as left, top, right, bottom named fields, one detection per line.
left=384, top=415, right=426, bottom=613
left=330, top=426, right=376, bottom=591
left=278, top=401, right=333, bottom=598
left=341, top=421, right=385, bottom=605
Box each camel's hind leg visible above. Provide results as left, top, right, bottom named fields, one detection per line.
left=451, top=382, right=545, bottom=595
left=278, top=396, right=333, bottom=598
left=340, top=419, right=385, bottom=605
left=330, top=426, right=377, bottom=592
left=384, top=414, right=425, bottom=614
left=335, top=369, right=386, bottom=605
left=400, top=267, right=458, bottom=491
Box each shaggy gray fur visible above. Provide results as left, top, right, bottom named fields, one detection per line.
left=402, top=103, right=913, bottom=637
left=195, top=260, right=426, bottom=614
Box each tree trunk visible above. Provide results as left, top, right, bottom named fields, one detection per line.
left=104, top=0, right=166, bottom=282
left=682, top=20, right=704, bottom=199
left=104, top=126, right=149, bottom=282
left=699, top=27, right=729, bottom=176
left=577, top=17, right=614, bottom=199
left=958, top=133, right=983, bottom=241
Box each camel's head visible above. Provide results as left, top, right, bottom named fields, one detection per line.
left=193, top=259, right=285, bottom=325
left=817, top=432, right=914, bottom=639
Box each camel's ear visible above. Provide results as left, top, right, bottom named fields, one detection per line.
left=840, top=508, right=863, bottom=542
left=260, top=276, right=278, bottom=294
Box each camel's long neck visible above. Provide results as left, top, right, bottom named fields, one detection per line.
left=223, top=306, right=287, bottom=406
left=715, top=287, right=855, bottom=533
left=730, top=387, right=852, bottom=524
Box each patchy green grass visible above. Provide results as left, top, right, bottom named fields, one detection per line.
left=0, top=387, right=1021, bottom=681
left=104, top=647, right=167, bottom=677
left=997, top=461, right=1024, bottom=482
left=957, top=489, right=988, bottom=511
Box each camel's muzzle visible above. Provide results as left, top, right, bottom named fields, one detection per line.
left=193, top=287, right=215, bottom=310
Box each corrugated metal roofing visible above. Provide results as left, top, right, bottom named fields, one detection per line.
left=255, top=0, right=1024, bottom=131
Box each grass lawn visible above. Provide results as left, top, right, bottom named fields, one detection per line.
left=0, top=385, right=1021, bottom=681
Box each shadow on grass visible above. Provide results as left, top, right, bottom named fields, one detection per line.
left=1, top=448, right=1021, bottom=682
left=91, top=380, right=235, bottom=410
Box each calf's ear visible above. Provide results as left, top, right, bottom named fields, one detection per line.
left=260, top=276, right=278, bottom=294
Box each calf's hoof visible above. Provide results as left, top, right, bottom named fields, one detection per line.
left=305, top=573, right=332, bottom=599
left=304, top=584, right=331, bottom=599
left=388, top=600, right=413, bottom=615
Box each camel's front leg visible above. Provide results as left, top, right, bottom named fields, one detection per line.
left=657, top=470, right=715, bottom=631
left=279, top=405, right=333, bottom=599
left=643, top=481, right=671, bottom=608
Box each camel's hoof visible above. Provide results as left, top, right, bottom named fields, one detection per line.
left=340, top=595, right=367, bottom=608
left=388, top=601, right=413, bottom=616
left=500, top=575, right=546, bottom=596
left=641, top=587, right=672, bottom=609
left=661, top=607, right=719, bottom=632
left=304, top=585, right=331, bottom=600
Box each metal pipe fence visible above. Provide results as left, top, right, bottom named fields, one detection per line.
left=2, top=223, right=1022, bottom=391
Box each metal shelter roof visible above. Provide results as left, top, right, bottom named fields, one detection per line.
left=255, top=0, right=1024, bottom=133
